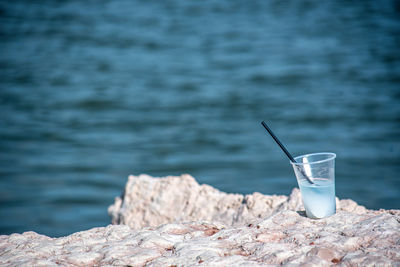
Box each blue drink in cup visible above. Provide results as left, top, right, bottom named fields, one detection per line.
left=291, top=152, right=336, bottom=219
left=260, top=122, right=336, bottom=218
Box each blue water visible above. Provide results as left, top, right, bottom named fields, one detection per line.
left=1, top=0, right=399, bottom=237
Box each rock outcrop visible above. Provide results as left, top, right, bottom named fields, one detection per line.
left=108, top=174, right=367, bottom=229
left=1, top=174, right=399, bottom=266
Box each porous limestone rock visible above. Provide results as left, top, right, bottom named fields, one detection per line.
left=1, top=211, right=399, bottom=266
left=1, top=174, right=399, bottom=266
left=108, top=174, right=367, bottom=229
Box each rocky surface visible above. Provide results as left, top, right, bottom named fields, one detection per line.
left=108, top=174, right=368, bottom=229
left=1, top=174, right=399, bottom=266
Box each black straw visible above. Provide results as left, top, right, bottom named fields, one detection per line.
left=261, top=121, right=296, bottom=163
left=261, top=121, right=314, bottom=184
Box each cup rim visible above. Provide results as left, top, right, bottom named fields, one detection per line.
left=290, top=152, right=336, bottom=165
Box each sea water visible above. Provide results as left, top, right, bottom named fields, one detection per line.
left=298, top=178, right=336, bottom=219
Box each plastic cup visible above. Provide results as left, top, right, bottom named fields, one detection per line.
left=291, top=152, right=336, bottom=219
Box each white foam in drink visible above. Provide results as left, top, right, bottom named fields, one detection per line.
left=298, top=178, right=336, bottom=219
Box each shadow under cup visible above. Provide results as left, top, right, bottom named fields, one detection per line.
left=291, top=152, right=336, bottom=219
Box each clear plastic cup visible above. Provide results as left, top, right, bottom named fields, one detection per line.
left=291, top=152, right=336, bottom=219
